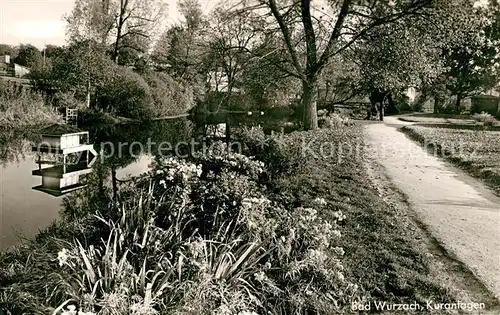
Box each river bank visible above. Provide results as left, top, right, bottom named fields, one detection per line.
left=2, top=120, right=498, bottom=314
left=0, top=93, right=62, bottom=129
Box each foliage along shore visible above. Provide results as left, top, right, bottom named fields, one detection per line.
left=0, top=120, right=491, bottom=314
left=0, top=84, right=192, bottom=131
left=0, top=89, right=62, bottom=130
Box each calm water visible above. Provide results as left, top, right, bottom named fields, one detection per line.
left=0, top=114, right=296, bottom=250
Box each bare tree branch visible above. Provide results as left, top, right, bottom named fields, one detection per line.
left=316, top=0, right=353, bottom=71
left=332, top=1, right=431, bottom=57
left=301, top=0, right=317, bottom=75
left=268, top=0, right=306, bottom=80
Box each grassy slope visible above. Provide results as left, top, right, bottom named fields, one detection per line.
left=402, top=125, right=500, bottom=195
left=267, top=125, right=458, bottom=309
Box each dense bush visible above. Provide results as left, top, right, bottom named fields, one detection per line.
left=393, top=93, right=412, bottom=112
left=143, top=71, right=195, bottom=117
left=29, top=42, right=196, bottom=120
left=96, top=66, right=154, bottom=119
left=234, top=126, right=305, bottom=180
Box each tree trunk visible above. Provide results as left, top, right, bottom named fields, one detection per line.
left=111, top=167, right=118, bottom=201
left=302, top=80, right=318, bottom=130
left=455, top=93, right=462, bottom=113
left=113, top=0, right=125, bottom=64
left=379, top=102, right=384, bottom=121
left=113, top=33, right=121, bottom=64
left=386, top=93, right=397, bottom=115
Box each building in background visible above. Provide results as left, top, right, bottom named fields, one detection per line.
left=0, top=55, right=30, bottom=78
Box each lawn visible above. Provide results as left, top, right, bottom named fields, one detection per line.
left=398, top=115, right=476, bottom=125
left=402, top=124, right=500, bottom=195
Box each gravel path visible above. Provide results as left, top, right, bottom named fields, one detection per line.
left=365, top=117, right=500, bottom=298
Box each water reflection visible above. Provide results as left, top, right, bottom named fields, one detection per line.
left=31, top=124, right=98, bottom=197
left=1, top=113, right=298, bottom=249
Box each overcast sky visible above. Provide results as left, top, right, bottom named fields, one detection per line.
left=0, top=0, right=218, bottom=49
left=0, top=0, right=490, bottom=49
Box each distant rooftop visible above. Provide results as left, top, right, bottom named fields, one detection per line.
left=39, top=124, right=83, bottom=136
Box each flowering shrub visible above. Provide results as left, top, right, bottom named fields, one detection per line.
left=318, top=113, right=353, bottom=129
left=472, top=111, right=497, bottom=126
left=235, top=127, right=305, bottom=179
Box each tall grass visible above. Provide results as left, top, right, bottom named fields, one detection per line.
left=0, top=91, right=62, bottom=129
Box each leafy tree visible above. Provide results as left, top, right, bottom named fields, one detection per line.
left=14, top=44, right=42, bottom=68
left=313, top=0, right=483, bottom=116
left=66, top=0, right=166, bottom=64
left=443, top=6, right=500, bottom=110
left=116, top=33, right=150, bottom=66
left=154, top=26, right=200, bottom=77
left=0, top=44, right=17, bottom=58
left=241, top=36, right=300, bottom=109
left=31, top=42, right=115, bottom=105
left=109, top=0, right=165, bottom=63
left=317, top=54, right=364, bottom=106
left=152, top=0, right=207, bottom=101
left=198, top=5, right=266, bottom=111
left=43, top=45, right=65, bottom=60
left=248, top=0, right=455, bottom=129
left=95, top=66, right=153, bottom=118
left=65, top=0, right=117, bottom=44
left=401, top=0, right=500, bottom=112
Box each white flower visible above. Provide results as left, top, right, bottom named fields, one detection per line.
left=247, top=111, right=253, bottom=115
left=333, top=247, right=345, bottom=256
left=313, top=197, right=327, bottom=206
left=332, top=211, right=346, bottom=221
left=217, top=304, right=232, bottom=315
left=254, top=271, right=266, bottom=282
left=159, top=179, right=166, bottom=187
left=337, top=271, right=345, bottom=282
left=61, top=305, right=78, bottom=315
left=57, top=248, right=69, bottom=267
